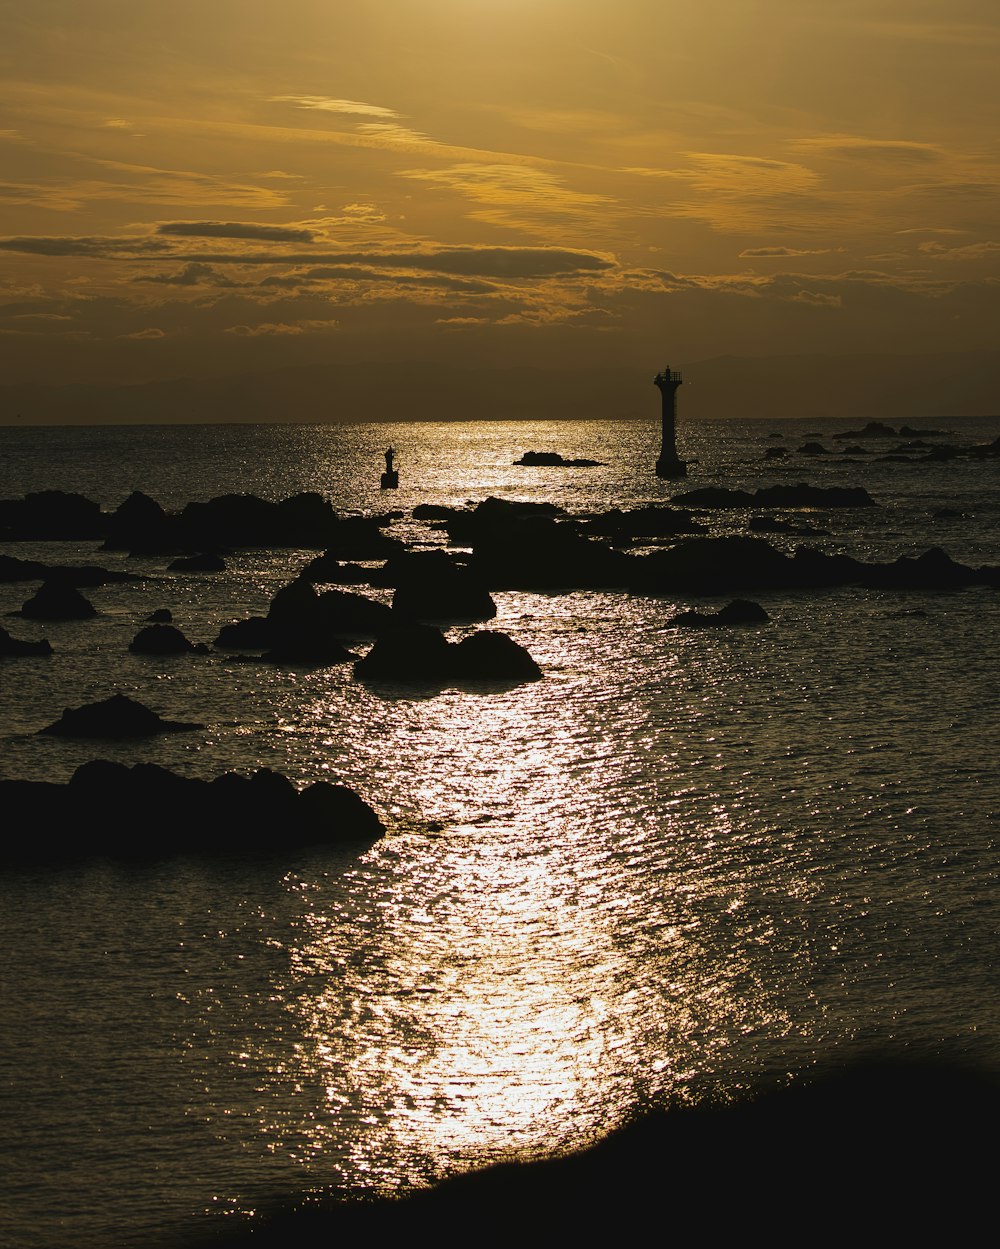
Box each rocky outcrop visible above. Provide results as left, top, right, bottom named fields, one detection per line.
left=514, top=451, right=603, bottom=467
left=0, top=625, right=53, bottom=657
left=632, top=537, right=1000, bottom=595
left=20, top=580, right=97, bottom=620
left=0, top=762, right=384, bottom=861
left=669, top=599, right=771, bottom=627
left=39, top=693, right=203, bottom=737
left=384, top=550, right=496, bottom=621
left=260, top=578, right=391, bottom=663
left=355, top=624, right=541, bottom=685
left=129, top=624, right=207, bottom=655
left=0, top=490, right=104, bottom=539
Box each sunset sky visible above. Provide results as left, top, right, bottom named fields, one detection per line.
left=2, top=0, right=999, bottom=420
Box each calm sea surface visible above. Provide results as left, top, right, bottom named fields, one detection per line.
left=1, top=416, right=999, bottom=1247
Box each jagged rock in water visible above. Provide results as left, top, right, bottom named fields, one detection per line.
left=20, top=580, right=97, bottom=620
left=39, top=693, right=202, bottom=737
left=0, top=625, right=53, bottom=657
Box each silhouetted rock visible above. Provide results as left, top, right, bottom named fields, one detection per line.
left=450, top=630, right=542, bottom=681
left=0, top=554, right=49, bottom=582
left=0, top=625, right=53, bottom=657
left=355, top=624, right=542, bottom=685
left=386, top=550, right=496, bottom=621
left=797, top=442, right=827, bottom=455
left=102, top=490, right=173, bottom=551
left=173, top=1060, right=1000, bottom=1244
left=354, top=622, right=455, bottom=682
left=167, top=552, right=227, bottom=572
left=39, top=693, right=202, bottom=737
left=763, top=446, right=789, bottom=459
left=514, top=451, right=603, bottom=466
left=670, top=599, right=771, bottom=627
left=0, top=490, right=104, bottom=539
left=128, top=624, right=200, bottom=655
left=146, top=608, right=173, bottom=623
left=20, top=579, right=97, bottom=620
left=0, top=763, right=384, bottom=862
left=442, top=497, right=565, bottom=547
left=257, top=577, right=388, bottom=663
left=833, top=421, right=897, bottom=438
left=215, top=616, right=272, bottom=650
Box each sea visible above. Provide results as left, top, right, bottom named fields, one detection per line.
left=1, top=415, right=999, bottom=1247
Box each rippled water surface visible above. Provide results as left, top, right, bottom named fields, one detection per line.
left=1, top=417, right=999, bottom=1246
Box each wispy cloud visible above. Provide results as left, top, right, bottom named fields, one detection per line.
left=793, top=136, right=943, bottom=164
left=270, top=96, right=400, bottom=119
left=225, top=319, right=339, bottom=336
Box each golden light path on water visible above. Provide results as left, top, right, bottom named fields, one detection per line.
left=223, top=590, right=811, bottom=1195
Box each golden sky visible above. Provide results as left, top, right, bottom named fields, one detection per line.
left=1, top=0, right=999, bottom=416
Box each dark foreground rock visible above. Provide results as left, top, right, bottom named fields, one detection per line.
left=185, top=1060, right=1000, bottom=1244
left=355, top=624, right=541, bottom=685
left=0, top=625, right=53, bottom=657
left=670, top=599, right=770, bottom=627
left=39, top=693, right=203, bottom=737
left=0, top=762, right=384, bottom=862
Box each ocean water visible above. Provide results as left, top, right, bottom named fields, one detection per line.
left=1, top=416, right=999, bottom=1247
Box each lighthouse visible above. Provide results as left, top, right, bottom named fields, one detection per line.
left=654, top=365, right=686, bottom=478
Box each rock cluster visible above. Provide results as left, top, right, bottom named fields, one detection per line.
left=0, top=762, right=383, bottom=861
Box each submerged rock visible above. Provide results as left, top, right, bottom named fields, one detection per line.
left=39, top=693, right=203, bottom=737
